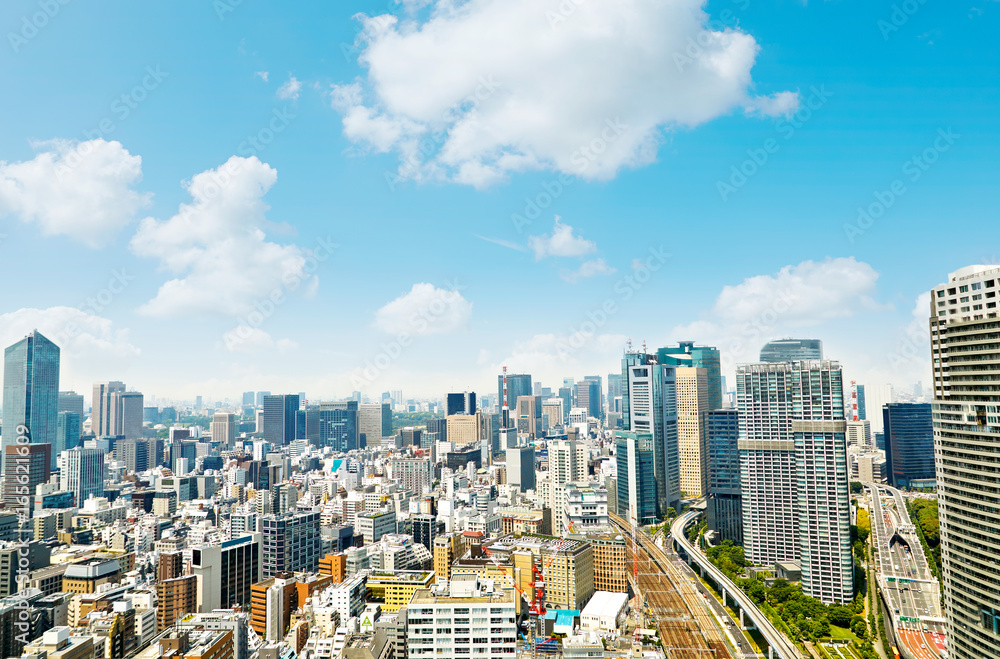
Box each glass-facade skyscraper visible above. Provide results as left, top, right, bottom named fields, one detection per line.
left=262, top=394, right=299, bottom=446
left=497, top=373, right=531, bottom=416
left=621, top=351, right=679, bottom=516
left=657, top=342, right=723, bottom=412
left=1, top=330, right=60, bottom=470
left=706, top=409, right=742, bottom=545
left=758, top=338, right=823, bottom=363
left=882, top=403, right=934, bottom=488
left=319, top=401, right=359, bottom=451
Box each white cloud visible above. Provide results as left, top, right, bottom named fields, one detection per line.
left=255, top=71, right=269, bottom=82
left=277, top=75, right=302, bottom=100
left=561, top=258, right=616, bottom=284
left=0, top=307, right=141, bottom=386
left=528, top=217, right=596, bottom=260
left=332, top=0, right=795, bottom=186
left=222, top=326, right=298, bottom=354
left=373, top=282, right=472, bottom=335
left=130, top=156, right=314, bottom=318
left=0, top=139, right=151, bottom=247
left=475, top=235, right=527, bottom=252
left=490, top=331, right=628, bottom=385
left=743, top=91, right=800, bottom=118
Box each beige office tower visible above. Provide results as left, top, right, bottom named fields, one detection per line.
left=210, top=413, right=237, bottom=448
left=845, top=419, right=872, bottom=450
left=929, top=265, right=1000, bottom=659
left=446, top=412, right=482, bottom=446
left=676, top=367, right=709, bottom=497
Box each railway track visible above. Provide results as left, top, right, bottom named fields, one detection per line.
left=612, top=514, right=731, bottom=659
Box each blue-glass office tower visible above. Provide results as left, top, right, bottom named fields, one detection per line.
left=706, top=409, right=742, bottom=545
left=262, top=394, right=299, bottom=446
left=658, top=342, right=723, bottom=412
left=498, top=374, right=531, bottom=415
left=621, top=352, right=680, bottom=516
left=446, top=392, right=477, bottom=416
left=616, top=433, right=657, bottom=525
left=759, top=338, right=823, bottom=363
left=576, top=378, right=602, bottom=420
left=882, top=403, right=934, bottom=488
left=56, top=411, right=81, bottom=457
left=296, top=405, right=321, bottom=444
left=1, top=331, right=60, bottom=470
left=319, top=401, right=360, bottom=452
left=856, top=385, right=867, bottom=421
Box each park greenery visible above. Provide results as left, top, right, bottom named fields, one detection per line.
left=907, top=498, right=942, bottom=580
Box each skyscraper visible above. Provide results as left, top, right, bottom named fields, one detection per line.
left=1, top=331, right=60, bottom=470
left=658, top=342, right=723, bottom=412
left=61, top=446, right=106, bottom=506
left=855, top=384, right=867, bottom=421
left=615, top=433, right=657, bottom=525
left=497, top=373, right=531, bottom=419
left=929, top=265, right=1000, bottom=659
left=738, top=360, right=853, bottom=603
left=242, top=391, right=255, bottom=406
left=92, top=381, right=125, bottom=438
left=56, top=411, right=81, bottom=458
left=706, top=409, right=741, bottom=545
left=446, top=392, right=476, bottom=416
left=2, top=444, right=50, bottom=514
left=255, top=391, right=270, bottom=407
left=57, top=391, right=85, bottom=420
left=262, top=512, right=321, bottom=578
left=191, top=533, right=262, bottom=612
left=109, top=391, right=144, bottom=439
left=262, top=395, right=299, bottom=446
left=358, top=402, right=391, bottom=447
left=319, top=401, right=359, bottom=451
left=882, top=403, right=934, bottom=488
left=575, top=379, right=601, bottom=420
left=621, top=351, right=680, bottom=516
left=758, top=338, right=823, bottom=363
left=211, top=413, right=237, bottom=448
left=675, top=367, right=709, bottom=497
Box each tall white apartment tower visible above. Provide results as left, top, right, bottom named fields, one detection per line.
left=929, top=265, right=1000, bottom=659
left=547, top=439, right=587, bottom=532
left=738, top=360, right=853, bottom=603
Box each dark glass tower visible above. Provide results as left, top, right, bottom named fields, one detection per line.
left=882, top=403, right=934, bottom=487
left=706, top=408, right=742, bottom=545
left=658, top=342, right=723, bottom=412
left=262, top=394, right=299, bottom=446
left=497, top=374, right=531, bottom=416
left=1, top=330, right=60, bottom=470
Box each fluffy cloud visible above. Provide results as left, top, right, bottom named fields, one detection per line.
left=528, top=217, right=597, bottom=260
left=0, top=139, right=151, bottom=246
left=0, top=307, right=141, bottom=386
left=131, top=156, right=315, bottom=318
left=331, top=0, right=796, bottom=187
left=373, top=282, right=472, bottom=335
left=277, top=75, right=302, bottom=100
left=672, top=257, right=887, bottom=366
left=221, top=326, right=298, bottom=354
left=255, top=71, right=270, bottom=82
left=561, top=258, right=616, bottom=284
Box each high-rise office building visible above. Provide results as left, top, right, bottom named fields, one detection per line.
left=261, top=512, right=321, bottom=577
left=57, top=391, right=85, bottom=424
left=2, top=331, right=60, bottom=470
left=846, top=420, right=873, bottom=450
left=706, top=409, right=742, bottom=545
left=242, top=391, right=255, bottom=406
left=411, top=513, right=438, bottom=551
left=2, top=444, right=50, bottom=513
left=675, top=367, right=709, bottom=497
left=929, top=265, right=1000, bottom=659
left=882, top=403, right=934, bottom=488
left=738, top=360, right=853, bottom=603
left=575, top=379, right=602, bottom=420
left=864, top=384, right=895, bottom=433
left=621, top=351, right=680, bottom=516
left=607, top=373, right=623, bottom=409
left=316, top=401, right=359, bottom=451
left=109, top=391, right=144, bottom=440
left=60, top=447, right=105, bottom=506
left=446, top=392, right=476, bottom=416
left=115, top=438, right=149, bottom=473
left=210, top=413, right=237, bottom=448
left=446, top=413, right=482, bottom=446
left=358, top=402, right=391, bottom=447
left=55, top=411, right=81, bottom=460
left=658, top=342, right=723, bottom=412
left=497, top=373, right=531, bottom=419
left=558, top=386, right=573, bottom=416
left=262, top=395, right=299, bottom=446
left=505, top=445, right=535, bottom=492
left=255, top=391, right=270, bottom=407
left=191, top=533, right=263, bottom=612
left=92, top=381, right=125, bottom=438
left=855, top=384, right=867, bottom=421
left=615, top=433, right=657, bottom=525
left=759, top=338, right=823, bottom=363
left=515, top=395, right=542, bottom=437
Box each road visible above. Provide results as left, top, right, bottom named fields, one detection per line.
left=670, top=510, right=803, bottom=659
left=863, top=483, right=946, bottom=659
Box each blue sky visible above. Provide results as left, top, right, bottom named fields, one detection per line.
left=0, top=0, right=997, bottom=403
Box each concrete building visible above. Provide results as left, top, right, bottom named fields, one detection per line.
left=210, top=413, right=237, bottom=448
left=191, top=533, right=263, bottom=612
left=262, top=512, right=321, bottom=577
left=929, top=265, right=1000, bottom=659
left=564, top=484, right=608, bottom=531
left=675, top=366, right=709, bottom=497
left=156, top=574, right=197, bottom=630
left=445, top=413, right=482, bottom=446
left=504, top=445, right=535, bottom=492
left=580, top=591, right=628, bottom=632
left=356, top=511, right=396, bottom=545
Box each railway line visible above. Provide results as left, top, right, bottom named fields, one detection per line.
left=611, top=513, right=731, bottom=659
